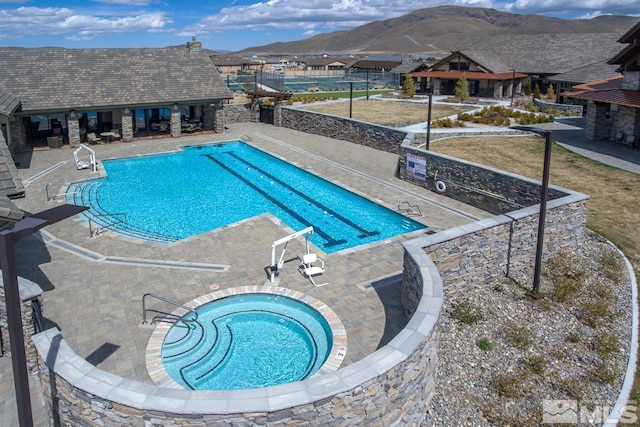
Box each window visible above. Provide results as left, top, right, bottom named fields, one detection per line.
left=449, top=61, right=469, bottom=71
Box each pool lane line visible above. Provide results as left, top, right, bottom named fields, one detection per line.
left=224, top=151, right=381, bottom=239
left=37, top=229, right=230, bottom=272
left=254, top=133, right=481, bottom=222
left=202, top=153, right=348, bottom=248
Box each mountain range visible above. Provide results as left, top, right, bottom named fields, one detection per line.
left=233, top=6, right=639, bottom=56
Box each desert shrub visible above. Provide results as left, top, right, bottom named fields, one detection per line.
left=451, top=299, right=484, bottom=324
left=491, top=372, right=524, bottom=398
left=599, top=248, right=624, bottom=283
left=502, top=320, right=533, bottom=349
left=476, top=338, right=493, bottom=351
left=565, top=329, right=583, bottom=343
left=430, top=118, right=465, bottom=128
left=547, top=252, right=584, bottom=303
left=523, top=355, right=547, bottom=376
left=593, top=332, right=621, bottom=359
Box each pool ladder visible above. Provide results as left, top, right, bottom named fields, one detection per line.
left=142, top=293, right=199, bottom=325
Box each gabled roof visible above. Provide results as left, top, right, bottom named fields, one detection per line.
left=411, top=70, right=527, bottom=81
left=454, top=51, right=513, bottom=73
left=0, top=91, right=21, bottom=116
left=0, top=134, right=24, bottom=199
left=0, top=45, right=233, bottom=114
left=618, top=20, right=640, bottom=43
left=348, top=59, right=402, bottom=69
left=564, top=76, right=640, bottom=108
left=455, top=33, right=624, bottom=74
left=393, top=61, right=429, bottom=74
left=304, top=57, right=349, bottom=67
left=550, top=62, right=621, bottom=84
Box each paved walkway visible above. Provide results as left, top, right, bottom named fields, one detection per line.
left=0, top=123, right=489, bottom=426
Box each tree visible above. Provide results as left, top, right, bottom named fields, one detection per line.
left=533, top=83, right=541, bottom=99
left=546, top=84, right=556, bottom=101
left=455, top=72, right=469, bottom=101
left=523, top=81, right=532, bottom=96
left=402, top=75, right=415, bottom=97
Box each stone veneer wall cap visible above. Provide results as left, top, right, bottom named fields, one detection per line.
left=14, top=276, right=43, bottom=301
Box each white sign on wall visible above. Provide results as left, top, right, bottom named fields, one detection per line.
left=407, top=154, right=427, bottom=180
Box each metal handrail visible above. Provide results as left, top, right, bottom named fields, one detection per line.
left=241, top=134, right=253, bottom=142
left=142, top=293, right=198, bottom=325
left=89, top=213, right=127, bottom=238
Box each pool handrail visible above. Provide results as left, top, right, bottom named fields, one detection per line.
left=142, top=293, right=198, bottom=325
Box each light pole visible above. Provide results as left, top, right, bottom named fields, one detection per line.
left=349, top=81, right=353, bottom=118
left=426, top=86, right=433, bottom=150
left=511, top=69, right=516, bottom=107
left=1, top=204, right=87, bottom=427
left=510, top=125, right=552, bottom=296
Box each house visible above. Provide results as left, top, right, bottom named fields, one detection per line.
left=0, top=38, right=233, bottom=152
left=411, top=51, right=527, bottom=99
left=304, top=57, right=349, bottom=71
left=548, top=61, right=621, bottom=104
left=564, top=21, right=640, bottom=143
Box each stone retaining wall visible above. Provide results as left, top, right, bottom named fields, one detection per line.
left=0, top=276, right=44, bottom=372
left=33, top=263, right=443, bottom=426
left=224, top=103, right=253, bottom=124
left=400, top=140, right=570, bottom=214
left=398, top=133, right=588, bottom=294
left=281, top=108, right=407, bottom=154
left=534, top=98, right=583, bottom=116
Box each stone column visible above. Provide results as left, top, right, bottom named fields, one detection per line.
left=121, top=109, right=134, bottom=142
left=274, top=101, right=284, bottom=127
left=214, top=102, right=225, bottom=133
left=67, top=111, right=80, bottom=146
left=203, top=104, right=215, bottom=130
left=585, top=101, right=610, bottom=140
left=8, top=116, right=26, bottom=153
left=0, top=276, right=44, bottom=373
left=170, top=105, right=181, bottom=138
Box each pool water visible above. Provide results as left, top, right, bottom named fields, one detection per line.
left=161, top=294, right=332, bottom=390
left=68, top=141, right=425, bottom=252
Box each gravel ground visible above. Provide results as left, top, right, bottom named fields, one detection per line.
left=424, top=230, right=634, bottom=426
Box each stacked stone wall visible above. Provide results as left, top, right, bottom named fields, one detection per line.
left=0, top=277, right=44, bottom=372
left=534, top=98, right=583, bottom=116
left=281, top=108, right=406, bottom=154
left=223, top=103, right=253, bottom=123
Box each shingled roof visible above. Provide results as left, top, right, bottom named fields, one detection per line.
left=0, top=45, right=233, bottom=114
left=0, top=134, right=24, bottom=199
left=0, top=91, right=21, bottom=116
left=550, top=62, right=621, bottom=84
left=455, top=33, right=625, bottom=74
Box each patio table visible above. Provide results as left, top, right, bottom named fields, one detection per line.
left=100, top=131, right=115, bottom=143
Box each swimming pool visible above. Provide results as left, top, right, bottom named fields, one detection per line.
left=147, top=287, right=347, bottom=391
left=68, top=141, right=425, bottom=252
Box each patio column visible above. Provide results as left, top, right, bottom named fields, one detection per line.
left=171, top=104, right=181, bottom=138
left=214, top=101, right=225, bottom=133
left=586, top=100, right=610, bottom=141
left=67, top=110, right=80, bottom=146
left=121, top=108, right=134, bottom=142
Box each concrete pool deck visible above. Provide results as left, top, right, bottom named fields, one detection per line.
left=1, top=123, right=491, bottom=425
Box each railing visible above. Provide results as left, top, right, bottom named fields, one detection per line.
left=241, top=134, right=253, bottom=143
left=142, top=293, right=198, bottom=325
left=89, top=213, right=127, bottom=238
left=45, top=182, right=68, bottom=202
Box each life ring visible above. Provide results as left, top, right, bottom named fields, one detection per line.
left=435, top=180, right=446, bottom=193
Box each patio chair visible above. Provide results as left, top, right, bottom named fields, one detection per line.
left=86, top=133, right=101, bottom=145
left=299, top=253, right=328, bottom=287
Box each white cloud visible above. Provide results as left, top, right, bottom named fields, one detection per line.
left=178, top=0, right=496, bottom=36
left=93, top=0, right=151, bottom=5
left=503, top=0, right=640, bottom=15
left=0, top=7, right=172, bottom=37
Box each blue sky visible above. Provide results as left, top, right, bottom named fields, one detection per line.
left=0, top=0, right=638, bottom=51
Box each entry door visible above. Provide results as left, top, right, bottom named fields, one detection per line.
left=260, top=105, right=274, bottom=124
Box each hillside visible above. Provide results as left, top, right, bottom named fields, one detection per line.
left=232, top=6, right=639, bottom=55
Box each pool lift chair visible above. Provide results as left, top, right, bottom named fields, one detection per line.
left=73, top=144, right=98, bottom=172
left=269, top=226, right=328, bottom=286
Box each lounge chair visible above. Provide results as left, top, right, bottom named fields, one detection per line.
left=299, top=253, right=327, bottom=287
